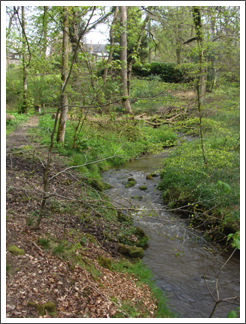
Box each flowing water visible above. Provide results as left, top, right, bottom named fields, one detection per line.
left=102, top=152, right=240, bottom=318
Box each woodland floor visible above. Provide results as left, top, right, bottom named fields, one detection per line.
left=5, top=116, right=159, bottom=318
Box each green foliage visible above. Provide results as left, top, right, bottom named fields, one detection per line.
left=158, top=84, right=240, bottom=239
left=227, top=231, right=240, bottom=249
left=34, top=114, right=177, bottom=181
left=37, top=237, right=50, bottom=250
left=227, top=308, right=240, bottom=318
left=6, top=111, right=30, bottom=136
left=132, top=62, right=187, bottom=83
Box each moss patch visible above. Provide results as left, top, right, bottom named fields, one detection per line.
left=125, top=179, right=136, bottom=188
left=97, top=255, right=112, bottom=271
left=146, top=174, right=153, bottom=180
left=118, top=244, right=144, bottom=259
left=27, top=301, right=56, bottom=316
left=140, top=186, right=147, bottom=190
left=8, top=245, right=25, bottom=256
left=134, top=226, right=149, bottom=247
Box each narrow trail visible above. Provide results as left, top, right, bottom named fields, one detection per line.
left=6, top=116, right=39, bottom=153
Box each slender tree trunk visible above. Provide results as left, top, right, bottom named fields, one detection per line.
left=103, top=6, right=118, bottom=83
left=57, top=6, right=69, bottom=143
left=43, top=6, right=48, bottom=57
left=127, top=7, right=152, bottom=99
left=120, top=6, right=132, bottom=114
left=21, top=6, right=27, bottom=114
left=148, top=19, right=151, bottom=63
left=193, top=6, right=207, bottom=167
left=192, top=6, right=206, bottom=103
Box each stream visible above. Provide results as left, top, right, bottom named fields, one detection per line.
left=102, top=152, right=240, bottom=318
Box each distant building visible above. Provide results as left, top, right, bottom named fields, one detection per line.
left=6, top=51, right=21, bottom=67
left=83, top=41, right=109, bottom=60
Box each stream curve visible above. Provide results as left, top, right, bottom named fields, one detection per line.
left=102, top=153, right=240, bottom=318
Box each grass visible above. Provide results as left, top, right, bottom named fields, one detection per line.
left=28, top=113, right=177, bottom=181
left=6, top=111, right=31, bottom=136
left=158, top=84, right=240, bottom=242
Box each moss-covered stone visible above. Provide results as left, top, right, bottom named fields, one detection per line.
left=44, top=301, right=56, bottom=314
left=146, top=174, right=153, bottom=180
left=97, top=255, right=112, bottom=271
left=134, top=226, right=149, bottom=247
left=140, top=186, right=147, bottom=190
left=125, top=180, right=135, bottom=188
left=118, top=244, right=144, bottom=259
left=27, top=302, right=45, bottom=316
left=8, top=245, right=25, bottom=256
left=27, top=301, right=56, bottom=316
left=121, top=259, right=133, bottom=269
left=128, top=177, right=135, bottom=182
left=132, top=257, right=141, bottom=264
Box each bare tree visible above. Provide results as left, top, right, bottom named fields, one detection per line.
left=21, top=6, right=28, bottom=114
left=120, top=6, right=133, bottom=114
left=56, top=6, right=69, bottom=143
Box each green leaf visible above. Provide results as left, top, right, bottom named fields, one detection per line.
left=217, top=180, right=231, bottom=193
left=226, top=310, right=237, bottom=318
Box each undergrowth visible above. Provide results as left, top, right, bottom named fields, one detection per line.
left=29, top=115, right=177, bottom=180
left=158, top=84, right=240, bottom=242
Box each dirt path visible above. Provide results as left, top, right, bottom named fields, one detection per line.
left=6, top=116, right=39, bottom=153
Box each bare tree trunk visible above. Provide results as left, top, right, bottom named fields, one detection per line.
left=103, top=6, right=118, bottom=83
left=192, top=6, right=206, bottom=103
left=57, top=6, right=69, bottom=143
left=43, top=6, right=48, bottom=57
left=120, top=6, right=132, bottom=114
left=148, top=19, right=151, bottom=63
left=192, top=6, right=207, bottom=167
left=21, top=6, right=28, bottom=114
left=127, top=7, right=152, bottom=99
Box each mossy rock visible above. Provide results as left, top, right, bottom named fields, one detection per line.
left=121, top=259, right=133, bottom=269
left=97, top=255, right=112, bottom=271
left=8, top=245, right=25, bottom=256
left=146, top=174, right=153, bottom=180
left=117, top=212, right=133, bottom=224
left=27, top=301, right=56, bottom=316
left=118, top=244, right=144, bottom=259
left=134, top=226, right=149, bottom=247
left=125, top=180, right=135, bottom=188
left=140, top=186, right=147, bottom=190
left=128, top=177, right=135, bottom=182
left=85, top=233, right=97, bottom=244
left=132, top=257, right=141, bottom=264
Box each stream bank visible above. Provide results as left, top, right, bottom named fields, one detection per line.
left=102, top=152, right=240, bottom=318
